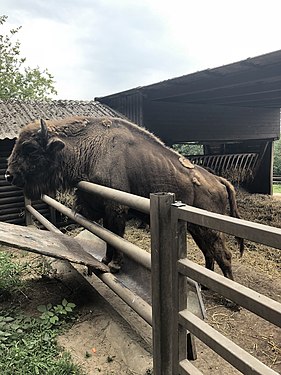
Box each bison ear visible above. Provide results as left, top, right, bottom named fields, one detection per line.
left=46, top=137, right=65, bottom=153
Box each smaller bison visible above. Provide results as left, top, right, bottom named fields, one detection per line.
left=6, top=116, right=244, bottom=277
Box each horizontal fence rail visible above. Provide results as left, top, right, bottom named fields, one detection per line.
left=42, top=194, right=151, bottom=270
left=170, top=201, right=281, bottom=375
left=177, top=259, right=281, bottom=328
left=273, top=175, right=281, bottom=184
left=77, top=181, right=150, bottom=214
left=25, top=194, right=152, bottom=327
left=179, top=310, right=278, bottom=375
left=99, top=272, right=152, bottom=325
left=175, top=204, right=281, bottom=250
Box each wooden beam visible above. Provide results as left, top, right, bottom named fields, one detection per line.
left=0, top=221, right=109, bottom=273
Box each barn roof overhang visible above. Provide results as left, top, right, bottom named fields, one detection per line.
left=97, top=49, right=281, bottom=108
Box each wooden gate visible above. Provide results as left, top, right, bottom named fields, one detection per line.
left=14, top=182, right=281, bottom=374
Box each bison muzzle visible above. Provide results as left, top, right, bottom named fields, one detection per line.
left=6, top=116, right=244, bottom=277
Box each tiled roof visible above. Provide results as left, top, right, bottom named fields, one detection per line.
left=0, top=99, right=124, bottom=140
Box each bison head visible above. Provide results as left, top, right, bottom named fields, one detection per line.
left=6, top=119, right=65, bottom=199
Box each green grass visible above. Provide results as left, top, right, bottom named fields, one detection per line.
left=0, top=309, right=82, bottom=375
left=273, top=184, right=281, bottom=193
left=0, top=251, right=25, bottom=294
left=0, top=249, right=83, bottom=375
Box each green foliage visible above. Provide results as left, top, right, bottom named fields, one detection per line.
left=173, top=143, right=203, bottom=156
left=37, top=299, right=76, bottom=327
left=0, top=304, right=82, bottom=375
left=0, top=15, right=57, bottom=100
left=0, top=251, right=24, bottom=293
left=273, top=184, right=281, bottom=194
left=273, top=138, right=281, bottom=176
left=0, top=251, right=82, bottom=374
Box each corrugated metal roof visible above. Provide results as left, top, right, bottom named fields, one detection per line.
left=0, top=99, right=124, bottom=140
left=97, top=49, right=281, bottom=108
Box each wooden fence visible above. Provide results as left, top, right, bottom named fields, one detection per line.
left=24, top=182, right=281, bottom=374
left=273, top=175, right=281, bottom=184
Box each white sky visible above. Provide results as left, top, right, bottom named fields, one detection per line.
left=2, top=0, right=281, bottom=100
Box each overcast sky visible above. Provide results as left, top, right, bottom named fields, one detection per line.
left=2, top=0, right=281, bottom=100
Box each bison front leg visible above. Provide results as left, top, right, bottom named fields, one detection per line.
left=102, top=204, right=127, bottom=273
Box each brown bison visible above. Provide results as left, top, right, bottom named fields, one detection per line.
left=6, top=116, right=244, bottom=277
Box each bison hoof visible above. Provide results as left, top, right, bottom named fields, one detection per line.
left=108, top=261, right=121, bottom=273
left=102, top=256, right=111, bottom=265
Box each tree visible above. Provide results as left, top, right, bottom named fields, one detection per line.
left=173, top=142, right=203, bottom=156
left=273, top=138, right=281, bottom=175
left=0, top=15, right=57, bottom=100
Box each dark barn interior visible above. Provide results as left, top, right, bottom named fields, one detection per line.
left=97, top=49, right=281, bottom=194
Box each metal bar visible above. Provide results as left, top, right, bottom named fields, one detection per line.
left=178, top=259, right=281, bottom=328
left=25, top=204, right=61, bottom=234
left=179, top=310, right=279, bottom=375
left=150, top=193, right=178, bottom=375
left=42, top=194, right=151, bottom=270
left=99, top=272, right=152, bottom=325
left=175, top=204, right=281, bottom=250
left=179, top=360, right=204, bottom=375
left=77, top=181, right=150, bottom=214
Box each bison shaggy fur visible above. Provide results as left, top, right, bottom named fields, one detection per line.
left=6, top=116, right=244, bottom=277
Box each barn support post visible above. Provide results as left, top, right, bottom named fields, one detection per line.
left=150, top=192, right=179, bottom=375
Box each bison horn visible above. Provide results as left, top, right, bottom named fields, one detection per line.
left=39, top=119, right=49, bottom=143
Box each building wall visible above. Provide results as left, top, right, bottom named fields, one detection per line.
left=99, top=91, right=144, bottom=126
left=0, top=139, right=53, bottom=225
left=0, top=139, right=25, bottom=224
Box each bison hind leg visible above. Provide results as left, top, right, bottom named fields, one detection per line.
left=108, top=250, right=124, bottom=273
left=102, top=205, right=127, bottom=273
left=102, top=247, right=114, bottom=266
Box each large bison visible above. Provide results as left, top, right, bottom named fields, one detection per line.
left=6, top=116, right=244, bottom=277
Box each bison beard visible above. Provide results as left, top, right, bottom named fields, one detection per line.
left=6, top=116, right=244, bottom=278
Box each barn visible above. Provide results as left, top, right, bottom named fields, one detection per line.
left=0, top=100, right=123, bottom=224
left=97, top=49, right=281, bottom=194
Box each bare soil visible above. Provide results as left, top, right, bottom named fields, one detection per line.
left=1, top=190, right=281, bottom=374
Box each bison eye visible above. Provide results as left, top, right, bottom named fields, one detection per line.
left=21, top=141, right=39, bottom=155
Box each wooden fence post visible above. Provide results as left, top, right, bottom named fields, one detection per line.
left=24, top=197, right=32, bottom=226
left=150, top=192, right=178, bottom=375
left=171, top=203, right=197, bottom=361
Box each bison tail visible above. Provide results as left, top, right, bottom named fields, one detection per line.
left=218, top=176, right=245, bottom=257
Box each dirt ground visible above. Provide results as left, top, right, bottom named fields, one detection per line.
left=1, top=190, right=281, bottom=374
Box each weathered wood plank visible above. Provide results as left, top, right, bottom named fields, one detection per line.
left=0, top=222, right=109, bottom=272
left=178, top=259, right=281, bottom=328
left=179, top=310, right=279, bottom=375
